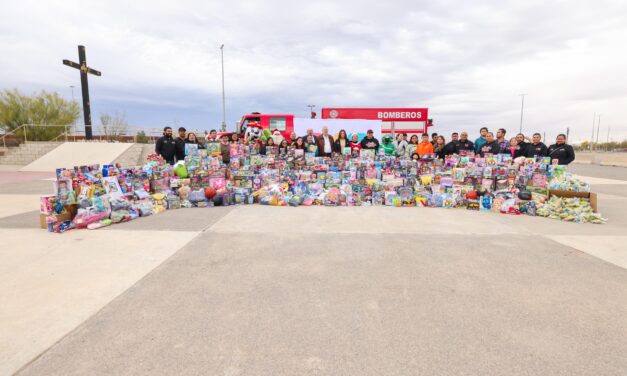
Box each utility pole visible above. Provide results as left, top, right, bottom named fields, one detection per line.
left=220, top=44, right=227, bottom=132
left=307, top=105, right=316, bottom=119
left=519, top=94, right=526, bottom=133
left=590, top=112, right=596, bottom=151
left=566, top=127, right=569, bottom=141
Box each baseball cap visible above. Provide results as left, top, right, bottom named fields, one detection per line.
left=367, top=129, right=373, bottom=134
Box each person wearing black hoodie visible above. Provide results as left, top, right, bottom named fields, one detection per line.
left=155, top=126, right=177, bottom=164
left=525, top=133, right=548, bottom=158
left=478, top=132, right=500, bottom=157
left=547, top=134, right=576, bottom=165
left=174, top=126, right=187, bottom=162
left=455, top=131, right=475, bottom=154
left=443, top=132, right=459, bottom=156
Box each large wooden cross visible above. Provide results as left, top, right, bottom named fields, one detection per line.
left=63, top=45, right=101, bottom=140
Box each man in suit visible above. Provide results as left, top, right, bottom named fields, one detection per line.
left=316, top=126, right=335, bottom=157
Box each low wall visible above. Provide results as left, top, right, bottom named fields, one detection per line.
left=574, top=152, right=627, bottom=167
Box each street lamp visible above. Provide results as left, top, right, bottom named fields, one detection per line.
left=519, top=94, right=526, bottom=133
left=220, top=44, right=226, bottom=132
left=307, top=104, right=316, bottom=118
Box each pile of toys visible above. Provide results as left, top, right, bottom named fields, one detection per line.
left=39, top=145, right=605, bottom=233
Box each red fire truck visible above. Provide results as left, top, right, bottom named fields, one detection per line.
left=237, top=108, right=431, bottom=139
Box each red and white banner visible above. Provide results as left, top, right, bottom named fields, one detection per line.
left=321, top=108, right=428, bottom=122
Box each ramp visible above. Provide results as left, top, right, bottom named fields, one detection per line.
left=20, top=142, right=134, bottom=172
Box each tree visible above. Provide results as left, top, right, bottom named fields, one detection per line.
left=99, top=111, right=129, bottom=141
left=0, top=89, right=80, bottom=141
left=135, top=130, right=149, bottom=144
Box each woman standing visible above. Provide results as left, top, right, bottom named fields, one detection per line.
left=547, top=134, right=576, bottom=165
left=260, top=138, right=275, bottom=155
left=434, top=136, right=446, bottom=159
left=334, top=129, right=350, bottom=153
left=293, top=137, right=306, bottom=150
left=278, top=139, right=290, bottom=155
left=509, top=138, right=526, bottom=159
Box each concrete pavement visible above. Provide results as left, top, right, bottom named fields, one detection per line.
left=0, top=165, right=625, bottom=375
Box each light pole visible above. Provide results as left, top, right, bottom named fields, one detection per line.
left=307, top=104, right=316, bottom=118
left=590, top=112, right=596, bottom=151
left=220, top=44, right=226, bottom=132
left=70, top=85, right=76, bottom=140
left=518, top=94, right=526, bottom=133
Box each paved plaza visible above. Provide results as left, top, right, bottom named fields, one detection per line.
left=1, top=164, right=626, bottom=375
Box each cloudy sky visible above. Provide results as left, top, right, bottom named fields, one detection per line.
left=1, top=0, right=626, bottom=142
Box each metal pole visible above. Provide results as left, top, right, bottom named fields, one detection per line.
left=519, top=94, right=526, bottom=133
left=70, top=85, right=76, bottom=141
left=220, top=44, right=226, bottom=132
left=595, top=115, right=601, bottom=148
left=307, top=105, right=315, bottom=118
left=590, top=112, right=596, bottom=151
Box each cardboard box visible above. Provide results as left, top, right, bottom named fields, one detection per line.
left=39, top=212, right=73, bottom=229
left=548, top=190, right=598, bottom=213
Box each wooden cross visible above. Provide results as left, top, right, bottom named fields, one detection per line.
left=63, top=45, right=101, bottom=140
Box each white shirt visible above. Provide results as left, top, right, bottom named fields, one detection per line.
left=323, top=135, right=331, bottom=153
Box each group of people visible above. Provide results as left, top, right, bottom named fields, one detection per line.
left=156, top=125, right=576, bottom=166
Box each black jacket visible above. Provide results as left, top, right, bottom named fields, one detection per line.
left=511, top=145, right=526, bottom=159
left=478, top=140, right=500, bottom=157
left=174, top=137, right=186, bottom=161
left=360, top=137, right=380, bottom=151
left=547, top=143, right=575, bottom=165
left=525, top=142, right=547, bottom=158
left=443, top=141, right=458, bottom=156
left=155, top=135, right=177, bottom=163
left=455, top=140, right=474, bottom=153
left=334, top=138, right=350, bottom=153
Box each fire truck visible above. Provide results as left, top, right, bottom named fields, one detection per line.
left=237, top=107, right=431, bottom=139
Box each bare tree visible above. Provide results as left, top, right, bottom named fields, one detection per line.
left=99, top=111, right=129, bottom=141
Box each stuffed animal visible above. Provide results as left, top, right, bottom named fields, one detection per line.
left=178, top=185, right=191, bottom=200
left=244, top=121, right=263, bottom=143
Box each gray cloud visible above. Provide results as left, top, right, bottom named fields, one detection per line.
left=1, top=0, right=626, bottom=141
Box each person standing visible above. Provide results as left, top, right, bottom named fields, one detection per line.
left=394, top=133, right=408, bottom=158
left=474, top=127, right=488, bottom=153
left=443, top=132, right=459, bottom=156
left=349, top=133, right=362, bottom=156
left=360, top=129, right=380, bottom=152
left=496, top=128, right=509, bottom=152
left=478, top=132, right=500, bottom=156
left=289, top=131, right=298, bottom=145
left=509, top=137, right=526, bottom=159
left=155, top=126, right=177, bottom=164
left=434, top=136, right=446, bottom=159
left=305, top=135, right=318, bottom=156
left=219, top=133, right=231, bottom=164
left=431, top=132, right=439, bottom=146
left=305, top=128, right=318, bottom=145
left=186, top=132, right=205, bottom=150
left=525, top=133, right=548, bottom=158
left=174, top=126, right=187, bottom=162
left=455, top=131, right=475, bottom=154
left=515, top=133, right=530, bottom=155
left=547, top=134, right=576, bottom=165
left=316, top=126, right=335, bottom=157
left=334, top=129, right=350, bottom=153
left=206, top=129, right=218, bottom=143
left=416, top=133, right=434, bottom=157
